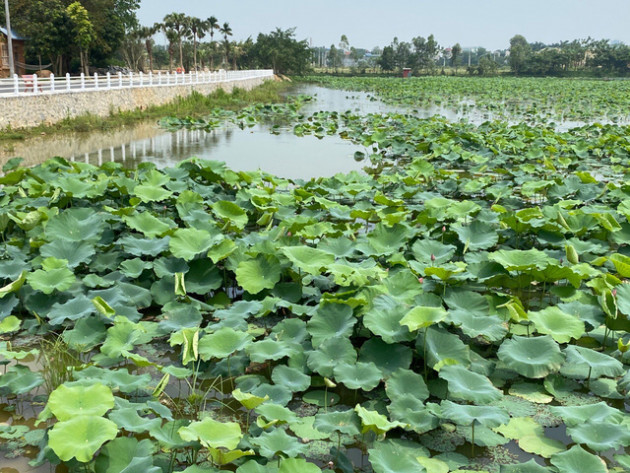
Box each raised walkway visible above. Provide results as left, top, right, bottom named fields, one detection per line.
left=0, top=69, right=274, bottom=129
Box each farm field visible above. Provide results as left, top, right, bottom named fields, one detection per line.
left=0, top=77, right=629, bottom=473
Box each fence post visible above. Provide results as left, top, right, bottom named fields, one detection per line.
left=106, top=72, right=111, bottom=90
left=118, top=72, right=123, bottom=88
left=50, top=73, right=55, bottom=92
left=13, top=74, right=19, bottom=94
left=139, top=71, right=143, bottom=86
left=129, top=72, right=133, bottom=88
left=94, top=73, right=99, bottom=90
left=66, top=73, right=71, bottom=91
left=80, top=73, right=85, bottom=90
left=33, top=74, right=38, bottom=94
left=149, top=71, right=153, bottom=86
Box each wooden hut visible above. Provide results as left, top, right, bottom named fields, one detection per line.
left=0, top=27, right=26, bottom=78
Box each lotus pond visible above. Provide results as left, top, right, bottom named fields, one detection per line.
left=0, top=79, right=629, bottom=473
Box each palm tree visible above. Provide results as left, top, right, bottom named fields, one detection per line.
left=189, top=17, right=207, bottom=71
left=163, top=13, right=190, bottom=69
left=220, top=22, right=232, bottom=68
left=165, top=29, right=178, bottom=72
left=136, top=24, right=158, bottom=72
left=206, top=16, right=219, bottom=70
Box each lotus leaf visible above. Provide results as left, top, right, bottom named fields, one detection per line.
left=333, top=362, right=382, bottom=391
left=494, top=417, right=564, bottom=458
left=363, top=295, right=415, bottom=344
left=48, top=383, right=115, bottom=421
left=550, top=402, right=625, bottom=427
left=385, top=368, right=430, bottom=402
left=281, top=246, right=335, bottom=275
left=45, top=208, right=105, bottom=243
left=499, top=460, right=552, bottom=473
left=27, top=258, right=76, bottom=294
left=288, top=416, right=330, bottom=441
left=488, top=249, right=553, bottom=271
left=198, top=327, right=252, bottom=360
left=256, top=403, right=298, bottom=426
left=368, top=439, right=430, bottom=473
left=279, top=458, right=322, bottom=473
left=108, top=408, right=162, bottom=433
left=246, top=339, right=301, bottom=363
left=250, top=428, right=306, bottom=458
left=0, top=315, right=20, bottom=334
left=563, top=345, right=624, bottom=379
left=497, top=336, right=564, bottom=378
left=355, top=404, right=407, bottom=435
left=527, top=307, right=585, bottom=343
left=307, top=336, right=357, bottom=377
left=236, top=256, right=283, bottom=294
left=169, top=228, right=219, bottom=261
left=178, top=417, right=242, bottom=450
left=440, top=400, right=509, bottom=429
left=48, top=415, right=118, bottom=462
left=307, top=303, right=356, bottom=347
left=550, top=445, right=609, bottom=473
left=40, top=239, right=95, bottom=268
left=411, top=239, right=457, bottom=265
left=123, top=212, right=175, bottom=238
left=400, top=306, right=447, bottom=331
left=417, top=325, right=471, bottom=370
left=314, top=410, right=361, bottom=436
left=0, top=365, right=44, bottom=395
left=359, top=337, right=413, bottom=375
left=271, top=365, right=311, bottom=392
left=567, top=422, right=630, bottom=451
left=439, top=365, right=503, bottom=403
left=93, top=437, right=157, bottom=473
left=454, top=221, right=499, bottom=252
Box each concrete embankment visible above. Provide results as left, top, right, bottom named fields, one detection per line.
left=0, top=76, right=270, bottom=130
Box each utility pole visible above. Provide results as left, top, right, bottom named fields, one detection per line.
left=4, top=0, right=15, bottom=76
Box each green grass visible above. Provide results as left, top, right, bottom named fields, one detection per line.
left=0, top=80, right=289, bottom=142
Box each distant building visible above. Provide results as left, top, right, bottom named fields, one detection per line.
left=0, top=27, right=26, bottom=78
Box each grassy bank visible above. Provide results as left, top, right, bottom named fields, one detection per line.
left=0, top=80, right=290, bottom=143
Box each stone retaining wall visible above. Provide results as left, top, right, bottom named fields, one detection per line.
left=0, top=76, right=269, bottom=130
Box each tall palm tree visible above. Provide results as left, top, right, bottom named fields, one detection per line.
left=220, top=22, right=232, bottom=68
left=163, top=12, right=190, bottom=69
left=206, top=16, right=219, bottom=70
left=135, top=24, right=158, bottom=72
left=189, top=17, right=207, bottom=71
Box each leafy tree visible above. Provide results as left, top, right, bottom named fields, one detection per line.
left=206, top=16, right=219, bottom=69
left=163, top=12, right=189, bottom=68
left=451, top=43, right=462, bottom=71
left=509, top=34, right=531, bottom=75
left=378, top=45, right=396, bottom=71
left=249, top=27, right=311, bottom=75
left=220, top=22, right=232, bottom=68
left=327, top=44, right=342, bottom=72
left=66, top=2, right=95, bottom=74
left=477, top=55, right=498, bottom=75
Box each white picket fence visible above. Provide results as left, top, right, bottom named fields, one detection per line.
left=0, top=69, right=274, bottom=97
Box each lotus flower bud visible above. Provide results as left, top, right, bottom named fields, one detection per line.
left=618, top=338, right=629, bottom=353
left=431, top=254, right=436, bottom=262
left=613, top=289, right=617, bottom=297
left=442, top=225, right=446, bottom=232
left=418, top=277, right=424, bottom=284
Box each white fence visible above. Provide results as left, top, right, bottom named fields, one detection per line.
left=0, top=69, right=274, bottom=97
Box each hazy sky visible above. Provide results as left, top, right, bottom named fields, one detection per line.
left=137, top=0, right=630, bottom=50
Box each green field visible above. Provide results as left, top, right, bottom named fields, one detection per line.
left=0, top=77, right=629, bottom=472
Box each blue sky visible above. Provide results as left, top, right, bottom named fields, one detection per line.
left=137, top=0, right=630, bottom=50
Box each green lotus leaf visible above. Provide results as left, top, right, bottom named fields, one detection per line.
left=133, top=184, right=173, bottom=203
left=368, top=439, right=430, bottom=473
left=271, top=365, right=311, bottom=393
left=62, top=316, right=107, bottom=352
left=74, top=367, right=152, bottom=394
left=411, top=239, right=457, bottom=265
left=45, top=208, right=105, bottom=243
left=232, top=389, right=269, bottom=410
left=388, top=398, right=439, bottom=435
left=563, top=345, right=624, bottom=379
left=0, top=270, right=26, bottom=298
left=494, top=417, right=565, bottom=458
left=508, top=383, right=553, bottom=404
left=235, top=256, right=282, bottom=295
left=333, top=362, right=382, bottom=391
left=279, top=458, right=322, bottom=473
left=301, top=390, right=340, bottom=407
left=355, top=404, right=407, bottom=435
left=527, top=307, right=585, bottom=343
left=416, top=456, right=449, bottom=473
left=448, top=309, right=508, bottom=342
left=488, top=249, right=554, bottom=271
left=237, top=460, right=278, bottom=473
left=108, top=408, right=162, bottom=434
left=27, top=259, right=76, bottom=294
left=609, top=253, right=630, bottom=277
left=307, top=336, right=357, bottom=377
left=366, top=223, right=412, bottom=255
left=358, top=337, right=413, bottom=375
left=439, top=365, right=503, bottom=403
left=40, top=239, right=95, bottom=269
left=307, top=303, right=355, bottom=348
left=417, top=325, right=471, bottom=370
left=281, top=246, right=335, bottom=276
left=153, top=257, right=189, bottom=278
left=550, top=402, right=624, bottom=427
left=567, top=422, right=630, bottom=451
left=94, top=437, right=157, bottom=473
left=123, top=212, right=175, bottom=238
left=288, top=416, right=330, bottom=441
left=48, top=383, right=115, bottom=421
left=250, top=428, right=306, bottom=458
left=149, top=419, right=193, bottom=449
left=313, top=410, right=361, bottom=436
left=212, top=200, right=249, bottom=230
left=614, top=455, right=630, bottom=470
left=118, top=235, right=170, bottom=257
left=0, top=315, right=20, bottom=334
left=169, top=228, right=219, bottom=261
left=0, top=365, right=44, bottom=395
left=119, top=258, right=153, bottom=278
left=198, top=328, right=252, bottom=360
left=246, top=339, right=301, bottom=363
left=185, top=259, right=223, bottom=293
left=497, top=336, right=564, bottom=379
left=440, top=400, right=509, bottom=429
left=318, top=237, right=356, bottom=258
left=550, top=445, right=608, bottom=473
left=499, top=459, right=552, bottom=472
left=100, top=318, right=157, bottom=358
left=178, top=417, right=242, bottom=450
left=454, top=221, right=499, bottom=252
left=385, top=368, right=429, bottom=403
left=400, top=306, right=447, bottom=331
left=363, top=295, right=415, bottom=344
left=48, top=415, right=118, bottom=463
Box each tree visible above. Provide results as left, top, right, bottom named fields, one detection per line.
left=163, top=12, right=189, bottom=68
left=378, top=45, right=396, bottom=71
left=327, top=44, right=342, bottom=72
left=249, top=27, right=311, bottom=75
left=135, top=24, right=157, bottom=72
left=451, top=43, right=462, bottom=72
left=188, top=17, right=207, bottom=71
left=220, top=22, right=232, bottom=68
left=509, top=34, right=531, bottom=75
left=206, top=16, right=219, bottom=69
left=66, top=2, right=95, bottom=74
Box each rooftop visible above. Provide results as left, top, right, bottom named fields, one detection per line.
left=0, top=27, right=26, bottom=41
